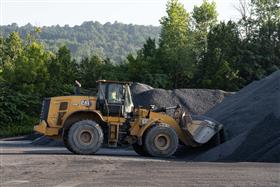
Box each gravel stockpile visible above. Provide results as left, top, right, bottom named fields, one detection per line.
left=206, top=70, right=280, bottom=139
left=224, top=114, right=280, bottom=162
left=196, top=70, right=280, bottom=162
left=130, top=82, right=154, bottom=95
left=132, top=87, right=229, bottom=115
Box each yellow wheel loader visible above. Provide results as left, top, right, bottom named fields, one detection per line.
left=34, top=80, right=223, bottom=157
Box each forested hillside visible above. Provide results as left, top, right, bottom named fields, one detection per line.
left=1, top=21, right=160, bottom=63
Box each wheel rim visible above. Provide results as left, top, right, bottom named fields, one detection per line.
left=154, top=133, right=170, bottom=151
left=79, top=130, right=93, bottom=144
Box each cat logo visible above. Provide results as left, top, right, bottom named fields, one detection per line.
left=80, top=100, right=91, bottom=107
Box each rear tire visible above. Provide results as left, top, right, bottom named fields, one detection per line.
left=65, top=120, right=103, bottom=155
left=144, top=124, right=178, bottom=157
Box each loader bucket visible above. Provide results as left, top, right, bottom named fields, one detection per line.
left=180, top=114, right=223, bottom=145
left=191, top=120, right=221, bottom=144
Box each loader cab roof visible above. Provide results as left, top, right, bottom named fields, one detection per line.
left=96, top=80, right=132, bottom=85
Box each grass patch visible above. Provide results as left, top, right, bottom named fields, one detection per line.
left=0, top=118, right=37, bottom=138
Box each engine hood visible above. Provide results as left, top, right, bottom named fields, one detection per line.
left=50, top=95, right=97, bottom=108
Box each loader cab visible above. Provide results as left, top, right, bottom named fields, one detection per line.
left=96, top=80, right=134, bottom=117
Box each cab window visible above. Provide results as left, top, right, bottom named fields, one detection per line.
left=107, top=84, right=123, bottom=104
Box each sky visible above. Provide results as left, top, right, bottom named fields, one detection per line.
left=0, top=0, right=243, bottom=27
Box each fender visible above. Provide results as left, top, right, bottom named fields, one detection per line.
left=62, top=110, right=105, bottom=130
left=138, top=119, right=160, bottom=137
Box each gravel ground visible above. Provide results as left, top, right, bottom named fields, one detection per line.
left=1, top=140, right=280, bottom=187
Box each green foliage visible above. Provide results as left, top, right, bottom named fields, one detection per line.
left=237, top=0, right=280, bottom=84
left=0, top=84, right=39, bottom=126
left=46, top=46, right=77, bottom=96
left=79, top=55, right=103, bottom=88
left=192, top=0, right=218, bottom=27
left=160, top=0, right=190, bottom=49
left=195, top=21, right=242, bottom=90
left=192, top=0, right=218, bottom=59
left=126, top=0, right=280, bottom=91
left=125, top=37, right=170, bottom=88
left=158, top=0, right=195, bottom=88
left=1, top=22, right=160, bottom=63
left=78, top=55, right=122, bottom=89
left=0, top=118, right=36, bottom=138
left=0, top=32, right=48, bottom=133
left=1, top=32, right=51, bottom=95
left=0, top=32, right=78, bottom=137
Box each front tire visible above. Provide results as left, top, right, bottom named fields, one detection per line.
left=65, top=120, right=103, bottom=155
left=144, top=124, right=178, bottom=157
left=132, top=143, right=150, bottom=156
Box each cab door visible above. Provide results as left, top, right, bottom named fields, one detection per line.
left=106, top=83, right=124, bottom=117
left=96, top=83, right=125, bottom=117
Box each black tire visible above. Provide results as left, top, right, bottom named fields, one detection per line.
left=144, top=124, right=178, bottom=157
left=132, top=143, right=150, bottom=157
left=63, top=130, right=74, bottom=153
left=66, top=120, right=103, bottom=155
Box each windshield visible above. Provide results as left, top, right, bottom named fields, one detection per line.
left=107, top=84, right=123, bottom=104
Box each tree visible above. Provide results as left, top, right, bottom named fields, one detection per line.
left=0, top=32, right=51, bottom=128
left=142, top=37, right=157, bottom=59
left=159, top=0, right=190, bottom=50
left=192, top=0, right=218, bottom=60
left=195, top=21, right=242, bottom=90
left=0, top=21, right=160, bottom=63
left=126, top=38, right=157, bottom=83
left=79, top=55, right=104, bottom=89
left=158, top=0, right=194, bottom=88
left=237, top=0, right=280, bottom=84
left=46, top=46, right=78, bottom=96
left=2, top=32, right=50, bottom=94
left=1, top=32, right=23, bottom=70
left=125, top=37, right=170, bottom=88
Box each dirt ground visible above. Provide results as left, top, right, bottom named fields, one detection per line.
left=0, top=140, right=279, bottom=187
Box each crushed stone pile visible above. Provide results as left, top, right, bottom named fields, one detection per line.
left=223, top=114, right=280, bottom=162
left=130, top=82, right=154, bottom=95
left=132, top=86, right=230, bottom=115
left=195, top=70, right=280, bottom=162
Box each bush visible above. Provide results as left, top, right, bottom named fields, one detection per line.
left=0, top=117, right=36, bottom=138
left=0, top=84, right=40, bottom=127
